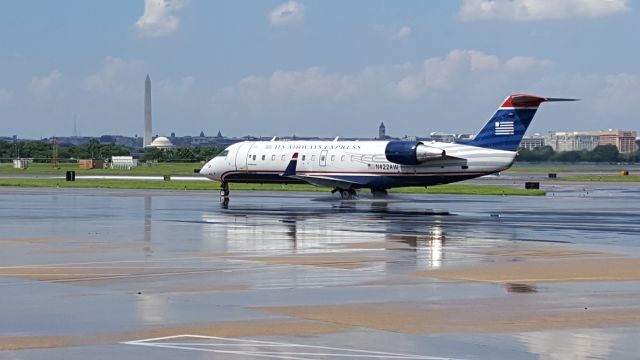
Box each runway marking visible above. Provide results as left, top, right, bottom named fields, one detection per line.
left=123, top=334, right=464, bottom=360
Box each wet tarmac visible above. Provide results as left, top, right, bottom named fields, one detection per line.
left=1, top=186, right=640, bottom=359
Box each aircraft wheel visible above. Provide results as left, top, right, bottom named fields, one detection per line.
left=371, top=189, right=388, bottom=199
left=220, top=182, right=230, bottom=198
left=340, top=190, right=350, bottom=200
left=348, top=189, right=358, bottom=199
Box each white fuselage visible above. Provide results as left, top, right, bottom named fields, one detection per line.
left=200, top=140, right=516, bottom=190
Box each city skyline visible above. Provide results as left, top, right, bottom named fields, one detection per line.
left=1, top=1, right=639, bottom=138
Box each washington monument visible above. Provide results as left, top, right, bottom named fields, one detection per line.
left=143, top=74, right=152, bottom=148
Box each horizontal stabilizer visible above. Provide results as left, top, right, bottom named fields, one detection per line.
left=543, top=97, right=579, bottom=102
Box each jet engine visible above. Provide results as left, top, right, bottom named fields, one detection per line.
left=384, top=141, right=446, bottom=165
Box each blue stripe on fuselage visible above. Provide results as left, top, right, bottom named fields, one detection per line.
left=223, top=172, right=488, bottom=189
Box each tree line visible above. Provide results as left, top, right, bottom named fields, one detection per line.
left=517, top=144, right=640, bottom=162
left=142, top=146, right=222, bottom=162
left=3, top=139, right=638, bottom=163
left=0, top=140, right=222, bottom=163
left=0, top=139, right=131, bottom=162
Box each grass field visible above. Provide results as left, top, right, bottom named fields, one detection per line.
left=0, top=178, right=545, bottom=196
left=506, top=163, right=639, bottom=174
left=562, top=175, right=640, bottom=182
left=0, top=162, right=201, bottom=176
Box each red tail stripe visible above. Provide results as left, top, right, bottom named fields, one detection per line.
left=501, top=94, right=546, bottom=108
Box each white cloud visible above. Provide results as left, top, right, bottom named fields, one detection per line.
left=595, top=73, right=640, bottom=117
left=221, top=67, right=359, bottom=101
left=373, top=25, right=412, bottom=42
left=458, top=0, right=630, bottom=21
left=0, top=88, right=14, bottom=105
left=215, top=50, right=554, bottom=103
left=211, top=50, right=640, bottom=135
left=269, top=1, right=305, bottom=27
left=157, top=76, right=195, bottom=103
left=389, top=50, right=553, bottom=99
left=505, top=56, right=553, bottom=71
left=84, top=57, right=144, bottom=93
left=28, top=70, right=62, bottom=93
left=135, top=0, right=188, bottom=37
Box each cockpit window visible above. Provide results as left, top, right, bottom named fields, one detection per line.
left=216, top=150, right=229, bottom=157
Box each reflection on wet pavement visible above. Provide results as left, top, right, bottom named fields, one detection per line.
left=0, top=187, right=639, bottom=359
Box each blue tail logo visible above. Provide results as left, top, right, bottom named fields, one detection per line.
left=464, top=94, right=577, bottom=151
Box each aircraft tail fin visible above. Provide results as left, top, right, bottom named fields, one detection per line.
left=463, top=94, right=577, bottom=151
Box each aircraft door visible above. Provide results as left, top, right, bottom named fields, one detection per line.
left=320, top=150, right=328, bottom=167
left=234, top=142, right=254, bottom=171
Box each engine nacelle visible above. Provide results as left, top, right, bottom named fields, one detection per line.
left=385, top=141, right=446, bottom=165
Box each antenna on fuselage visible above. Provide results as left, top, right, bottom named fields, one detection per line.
left=270, top=136, right=277, bottom=141
left=333, top=136, right=339, bottom=142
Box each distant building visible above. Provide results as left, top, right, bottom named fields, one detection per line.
left=545, top=132, right=600, bottom=152
left=599, top=130, right=638, bottom=153
left=378, top=122, right=386, bottom=139
left=57, top=136, right=96, bottom=146
left=519, top=135, right=545, bottom=150
left=457, top=134, right=475, bottom=141
left=111, top=156, right=137, bottom=170
left=99, top=135, right=141, bottom=148
left=429, top=132, right=457, bottom=143
left=148, top=136, right=175, bottom=149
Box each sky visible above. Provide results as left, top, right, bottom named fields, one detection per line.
left=0, top=0, right=639, bottom=139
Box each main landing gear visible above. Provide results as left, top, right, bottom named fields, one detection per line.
left=371, top=189, right=388, bottom=199
left=332, top=188, right=358, bottom=200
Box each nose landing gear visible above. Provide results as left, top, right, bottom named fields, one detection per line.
left=220, top=182, right=230, bottom=198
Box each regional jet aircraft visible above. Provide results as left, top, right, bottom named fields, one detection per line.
left=200, top=94, right=575, bottom=199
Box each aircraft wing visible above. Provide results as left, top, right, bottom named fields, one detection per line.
left=280, top=153, right=363, bottom=189
left=292, top=174, right=363, bottom=189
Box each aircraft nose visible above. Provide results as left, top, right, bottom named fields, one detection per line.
left=200, top=159, right=221, bottom=180
left=200, top=160, right=214, bottom=176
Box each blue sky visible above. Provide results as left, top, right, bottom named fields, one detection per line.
left=1, top=0, right=638, bottom=139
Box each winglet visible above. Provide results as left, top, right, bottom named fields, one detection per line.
left=282, top=152, right=298, bottom=177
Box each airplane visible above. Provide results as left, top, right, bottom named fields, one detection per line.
left=200, top=94, right=576, bottom=200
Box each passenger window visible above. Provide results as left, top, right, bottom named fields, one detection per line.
left=331, top=155, right=335, bottom=161
left=281, top=155, right=286, bottom=161
left=271, top=155, right=276, bottom=161
left=261, top=155, right=265, bottom=161
left=252, top=155, right=256, bottom=161
left=341, top=155, right=345, bottom=161
left=302, top=155, right=306, bottom=161
left=311, top=155, right=316, bottom=161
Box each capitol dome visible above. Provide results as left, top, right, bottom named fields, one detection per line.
left=147, top=136, right=175, bottom=149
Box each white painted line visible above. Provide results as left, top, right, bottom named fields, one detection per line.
left=76, top=175, right=208, bottom=181
left=123, top=334, right=465, bottom=360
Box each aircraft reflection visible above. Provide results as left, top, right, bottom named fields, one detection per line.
left=518, top=330, right=615, bottom=360
left=205, top=199, right=448, bottom=270
left=143, top=195, right=152, bottom=256
left=136, top=293, right=168, bottom=324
